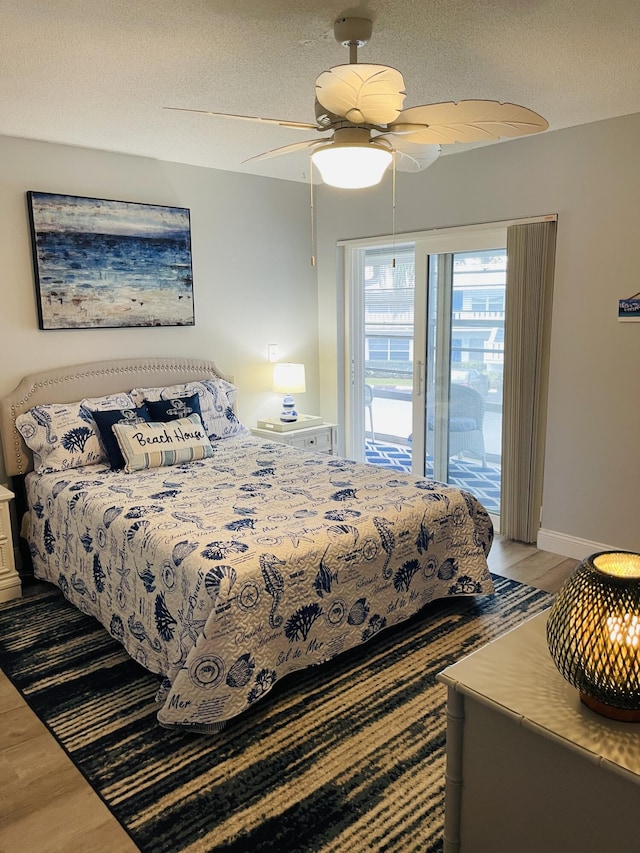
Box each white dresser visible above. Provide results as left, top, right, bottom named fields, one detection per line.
left=438, top=610, right=640, bottom=853
left=250, top=422, right=338, bottom=455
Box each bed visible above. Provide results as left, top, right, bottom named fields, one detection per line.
left=0, top=357, right=495, bottom=732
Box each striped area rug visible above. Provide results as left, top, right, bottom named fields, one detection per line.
left=0, top=577, right=553, bottom=852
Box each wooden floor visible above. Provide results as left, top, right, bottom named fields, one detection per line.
left=484, top=535, right=577, bottom=594
left=0, top=539, right=576, bottom=853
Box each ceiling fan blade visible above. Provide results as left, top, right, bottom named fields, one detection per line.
left=315, top=64, right=406, bottom=125
left=242, top=138, right=324, bottom=164
left=387, top=100, right=549, bottom=144
left=163, top=106, right=320, bottom=131
left=389, top=142, right=442, bottom=173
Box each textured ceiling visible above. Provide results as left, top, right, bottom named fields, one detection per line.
left=2, top=0, right=640, bottom=183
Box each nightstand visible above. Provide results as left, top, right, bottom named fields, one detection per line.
left=0, top=485, right=21, bottom=602
left=250, top=422, right=338, bottom=455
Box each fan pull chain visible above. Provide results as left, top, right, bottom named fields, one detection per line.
left=391, top=151, right=397, bottom=269
left=309, top=167, right=316, bottom=267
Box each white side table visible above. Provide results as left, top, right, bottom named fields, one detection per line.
left=250, top=422, right=338, bottom=455
left=0, top=485, right=21, bottom=602
left=438, top=611, right=640, bottom=853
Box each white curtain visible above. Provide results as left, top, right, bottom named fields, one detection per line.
left=501, top=221, right=557, bottom=542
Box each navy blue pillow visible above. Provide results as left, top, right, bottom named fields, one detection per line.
left=146, top=393, right=203, bottom=423
left=91, top=406, right=151, bottom=470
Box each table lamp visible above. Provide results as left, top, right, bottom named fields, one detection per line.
left=273, top=363, right=306, bottom=423
left=547, top=550, right=640, bottom=721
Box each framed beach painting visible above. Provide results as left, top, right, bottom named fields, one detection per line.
left=26, top=192, right=195, bottom=329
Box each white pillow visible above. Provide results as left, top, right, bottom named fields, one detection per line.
left=16, top=402, right=105, bottom=473
left=81, top=392, right=136, bottom=412
left=112, top=413, right=214, bottom=473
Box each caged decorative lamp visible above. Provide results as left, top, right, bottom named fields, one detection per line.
left=273, top=363, right=306, bottom=423
left=547, top=550, right=640, bottom=721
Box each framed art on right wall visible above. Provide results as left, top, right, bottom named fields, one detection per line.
left=618, top=293, right=640, bottom=322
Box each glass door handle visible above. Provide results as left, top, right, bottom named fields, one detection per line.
left=414, top=360, right=425, bottom=398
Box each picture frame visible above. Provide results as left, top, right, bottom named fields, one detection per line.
left=618, top=295, right=640, bottom=322
left=26, top=192, right=195, bottom=330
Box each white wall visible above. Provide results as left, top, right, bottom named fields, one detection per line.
left=0, top=135, right=319, bottom=483
left=315, top=112, right=640, bottom=556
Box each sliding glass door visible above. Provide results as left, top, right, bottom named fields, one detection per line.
left=360, top=243, right=415, bottom=470
left=421, top=248, right=505, bottom=515
left=346, top=226, right=507, bottom=518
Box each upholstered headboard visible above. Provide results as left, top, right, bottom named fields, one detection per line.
left=0, top=356, right=233, bottom=476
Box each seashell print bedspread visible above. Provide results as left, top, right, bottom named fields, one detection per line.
left=24, top=435, right=494, bottom=732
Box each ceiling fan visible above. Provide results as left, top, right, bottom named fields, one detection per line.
left=166, top=16, right=548, bottom=188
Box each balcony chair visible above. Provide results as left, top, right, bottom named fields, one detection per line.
left=426, top=383, right=486, bottom=465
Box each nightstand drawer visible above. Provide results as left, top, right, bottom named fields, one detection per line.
left=288, top=431, right=332, bottom=451
left=250, top=423, right=338, bottom=455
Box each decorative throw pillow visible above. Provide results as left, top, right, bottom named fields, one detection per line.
left=130, top=379, right=248, bottom=441
left=130, top=383, right=200, bottom=407
left=16, top=402, right=105, bottom=473
left=200, top=378, right=249, bottom=440
left=90, top=406, right=151, bottom=470
left=112, top=413, right=214, bottom=473
left=145, top=393, right=202, bottom=423
left=81, top=393, right=136, bottom=412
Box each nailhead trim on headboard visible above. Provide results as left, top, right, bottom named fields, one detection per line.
left=1, top=358, right=231, bottom=476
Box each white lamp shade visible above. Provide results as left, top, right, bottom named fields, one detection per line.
left=273, top=363, right=306, bottom=394
left=311, top=144, right=392, bottom=189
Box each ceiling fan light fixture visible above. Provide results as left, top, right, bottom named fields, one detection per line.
left=168, top=16, right=548, bottom=183
left=311, top=142, right=392, bottom=189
